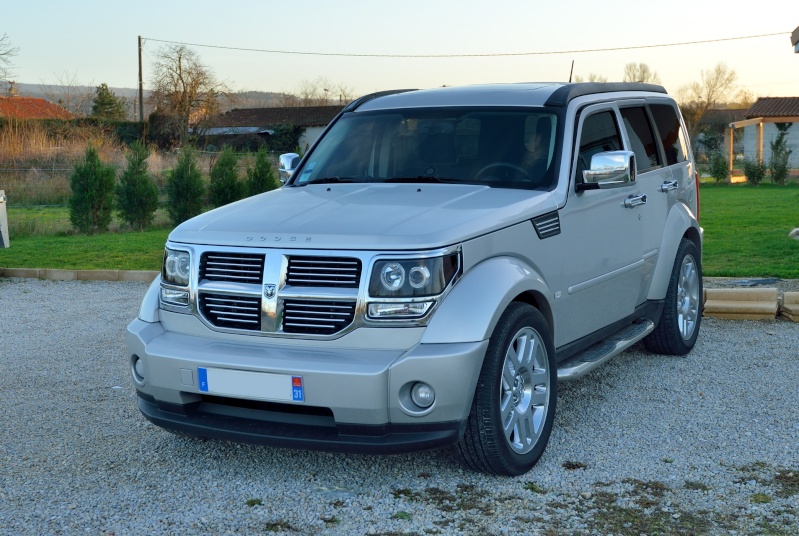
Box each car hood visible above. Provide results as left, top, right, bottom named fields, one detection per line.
left=168, top=183, right=557, bottom=250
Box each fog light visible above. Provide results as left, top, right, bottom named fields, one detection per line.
left=411, top=382, right=435, bottom=408
left=132, top=355, right=145, bottom=384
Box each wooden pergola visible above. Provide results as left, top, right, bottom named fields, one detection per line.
left=726, top=96, right=799, bottom=173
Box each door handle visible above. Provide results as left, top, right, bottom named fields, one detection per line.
left=659, top=180, right=678, bottom=192
left=624, top=194, right=647, bottom=208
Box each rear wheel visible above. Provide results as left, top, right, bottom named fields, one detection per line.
left=457, top=303, right=557, bottom=476
left=645, top=238, right=702, bottom=355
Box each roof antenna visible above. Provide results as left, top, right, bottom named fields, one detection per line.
left=569, top=60, right=574, bottom=83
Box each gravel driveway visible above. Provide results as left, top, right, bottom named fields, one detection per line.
left=1, top=278, right=797, bottom=535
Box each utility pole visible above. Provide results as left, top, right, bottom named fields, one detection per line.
left=138, top=35, right=144, bottom=122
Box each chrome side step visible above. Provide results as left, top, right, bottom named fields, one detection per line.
left=557, top=319, right=655, bottom=381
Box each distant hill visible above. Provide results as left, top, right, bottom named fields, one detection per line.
left=5, top=82, right=288, bottom=118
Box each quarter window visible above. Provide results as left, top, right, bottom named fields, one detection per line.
left=620, top=107, right=661, bottom=171
left=650, top=103, right=688, bottom=165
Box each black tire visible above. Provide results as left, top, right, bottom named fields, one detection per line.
left=644, top=238, right=702, bottom=355
left=456, top=302, right=557, bottom=476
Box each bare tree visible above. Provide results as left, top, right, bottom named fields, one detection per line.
left=280, top=76, right=356, bottom=107
left=622, top=63, right=661, bottom=85
left=39, top=71, right=95, bottom=116
left=148, top=44, right=229, bottom=144
left=573, top=73, right=608, bottom=83
left=0, top=32, right=19, bottom=84
left=689, top=62, right=738, bottom=111
left=676, top=63, right=739, bottom=143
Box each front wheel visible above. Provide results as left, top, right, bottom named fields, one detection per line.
left=644, top=238, right=702, bottom=355
left=456, top=303, right=557, bottom=476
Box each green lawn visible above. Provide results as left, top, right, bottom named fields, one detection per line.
left=1, top=183, right=798, bottom=277
left=700, top=183, right=799, bottom=278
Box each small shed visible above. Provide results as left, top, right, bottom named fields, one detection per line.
left=727, top=97, right=799, bottom=170
left=206, top=105, right=343, bottom=151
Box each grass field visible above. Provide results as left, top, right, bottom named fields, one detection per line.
left=1, top=183, right=798, bottom=277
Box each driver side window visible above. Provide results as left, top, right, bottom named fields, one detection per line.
left=575, top=110, right=623, bottom=184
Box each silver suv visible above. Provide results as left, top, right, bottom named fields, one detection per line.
left=127, top=82, right=702, bottom=476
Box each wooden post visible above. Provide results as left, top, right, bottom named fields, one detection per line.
left=756, top=122, right=764, bottom=162
left=726, top=127, right=734, bottom=183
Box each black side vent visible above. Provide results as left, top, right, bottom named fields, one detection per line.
left=200, top=252, right=265, bottom=284
left=532, top=212, right=561, bottom=239
left=286, top=257, right=361, bottom=288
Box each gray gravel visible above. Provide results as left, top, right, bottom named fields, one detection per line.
left=1, top=277, right=797, bottom=535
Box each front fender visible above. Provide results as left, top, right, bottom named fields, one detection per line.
left=137, top=275, right=162, bottom=323
left=647, top=203, right=702, bottom=300
left=421, top=256, right=552, bottom=344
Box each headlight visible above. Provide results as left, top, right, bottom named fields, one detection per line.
left=161, top=248, right=191, bottom=306
left=369, top=253, right=459, bottom=298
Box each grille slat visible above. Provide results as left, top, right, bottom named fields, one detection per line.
left=200, top=252, right=265, bottom=284
left=282, top=299, right=356, bottom=335
left=200, top=293, right=262, bottom=331
left=286, top=257, right=361, bottom=288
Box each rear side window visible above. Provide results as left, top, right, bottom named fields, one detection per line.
left=650, top=103, right=688, bottom=165
left=620, top=107, right=661, bottom=171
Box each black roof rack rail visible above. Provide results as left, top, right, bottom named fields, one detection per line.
left=545, top=83, right=667, bottom=107
left=343, top=89, right=418, bottom=112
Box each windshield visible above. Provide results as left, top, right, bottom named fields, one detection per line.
left=291, top=107, right=560, bottom=189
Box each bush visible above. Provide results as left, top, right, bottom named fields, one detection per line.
left=246, top=148, right=281, bottom=196
left=708, top=152, right=729, bottom=183
left=742, top=158, right=767, bottom=186
left=69, top=145, right=116, bottom=234
left=208, top=147, right=245, bottom=207
left=166, top=148, right=205, bottom=225
left=116, top=141, right=159, bottom=230
left=769, top=123, right=793, bottom=185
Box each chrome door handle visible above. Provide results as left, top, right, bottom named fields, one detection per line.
left=659, top=180, right=678, bottom=192
left=624, top=194, right=647, bottom=208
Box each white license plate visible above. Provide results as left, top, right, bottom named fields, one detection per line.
left=197, top=367, right=304, bottom=403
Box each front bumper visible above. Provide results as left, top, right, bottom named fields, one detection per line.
left=127, top=318, right=487, bottom=454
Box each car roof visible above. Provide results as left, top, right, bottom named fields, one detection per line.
left=349, top=82, right=668, bottom=112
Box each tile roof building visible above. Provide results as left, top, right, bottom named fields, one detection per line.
left=0, top=96, right=74, bottom=120
left=727, top=97, right=799, bottom=171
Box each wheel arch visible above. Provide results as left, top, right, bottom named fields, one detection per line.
left=647, top=203, right=702, bottom=301
left=421, top=256, right=554, bottom=345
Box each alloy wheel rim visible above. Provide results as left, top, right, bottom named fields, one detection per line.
left=499, top=327, right=550, bottom=454
left=677, top=254, right=700, bottom=340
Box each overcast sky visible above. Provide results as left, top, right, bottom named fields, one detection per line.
left=4, top=0, right=798, bottom=99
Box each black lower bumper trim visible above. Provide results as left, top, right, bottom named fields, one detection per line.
left=137, top=394, right=464, bottom=455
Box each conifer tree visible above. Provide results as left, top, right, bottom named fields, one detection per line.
left=166, top=148, right=205, bottom=225
left=91, top=83, right=128, bottom=121
left=246, top=147, right=281, bottom=196
left=117, top=141, right=159, bottom=230
left=208, top=147, right=245, bottom=207
left=69, top=146, right=116, bottom=234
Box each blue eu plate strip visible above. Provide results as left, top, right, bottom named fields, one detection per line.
left=291, top=376, right=304, bottom=402
left=198, top=367, right=209, bottom=392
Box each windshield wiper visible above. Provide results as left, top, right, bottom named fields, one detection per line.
left=384, top=176, right=458, bottom=184
left=304, top=176, right=361, bottom=185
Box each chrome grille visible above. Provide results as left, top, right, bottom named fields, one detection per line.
left=286, top=257, right=361, bottom=288
left=282, top=300, right=356, bottom=335
left=199, top=293, right=261, bottom=331
left=200, top=252, right=265, bottom=283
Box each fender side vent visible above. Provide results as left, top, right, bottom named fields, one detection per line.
left=532, top=212, right=561, bottom=239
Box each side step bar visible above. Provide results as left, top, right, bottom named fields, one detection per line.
left=557, top=319, right=655, bottom=381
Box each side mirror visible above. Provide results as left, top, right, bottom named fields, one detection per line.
left=582, top=151, right=635, bottom=189
left=278, top=153, right=300, bottom=184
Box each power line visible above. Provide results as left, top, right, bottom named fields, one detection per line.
left=142, top=32, right=789, bottom=59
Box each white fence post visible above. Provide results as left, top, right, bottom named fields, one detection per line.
left=0, top=190, right=9, bottom=248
